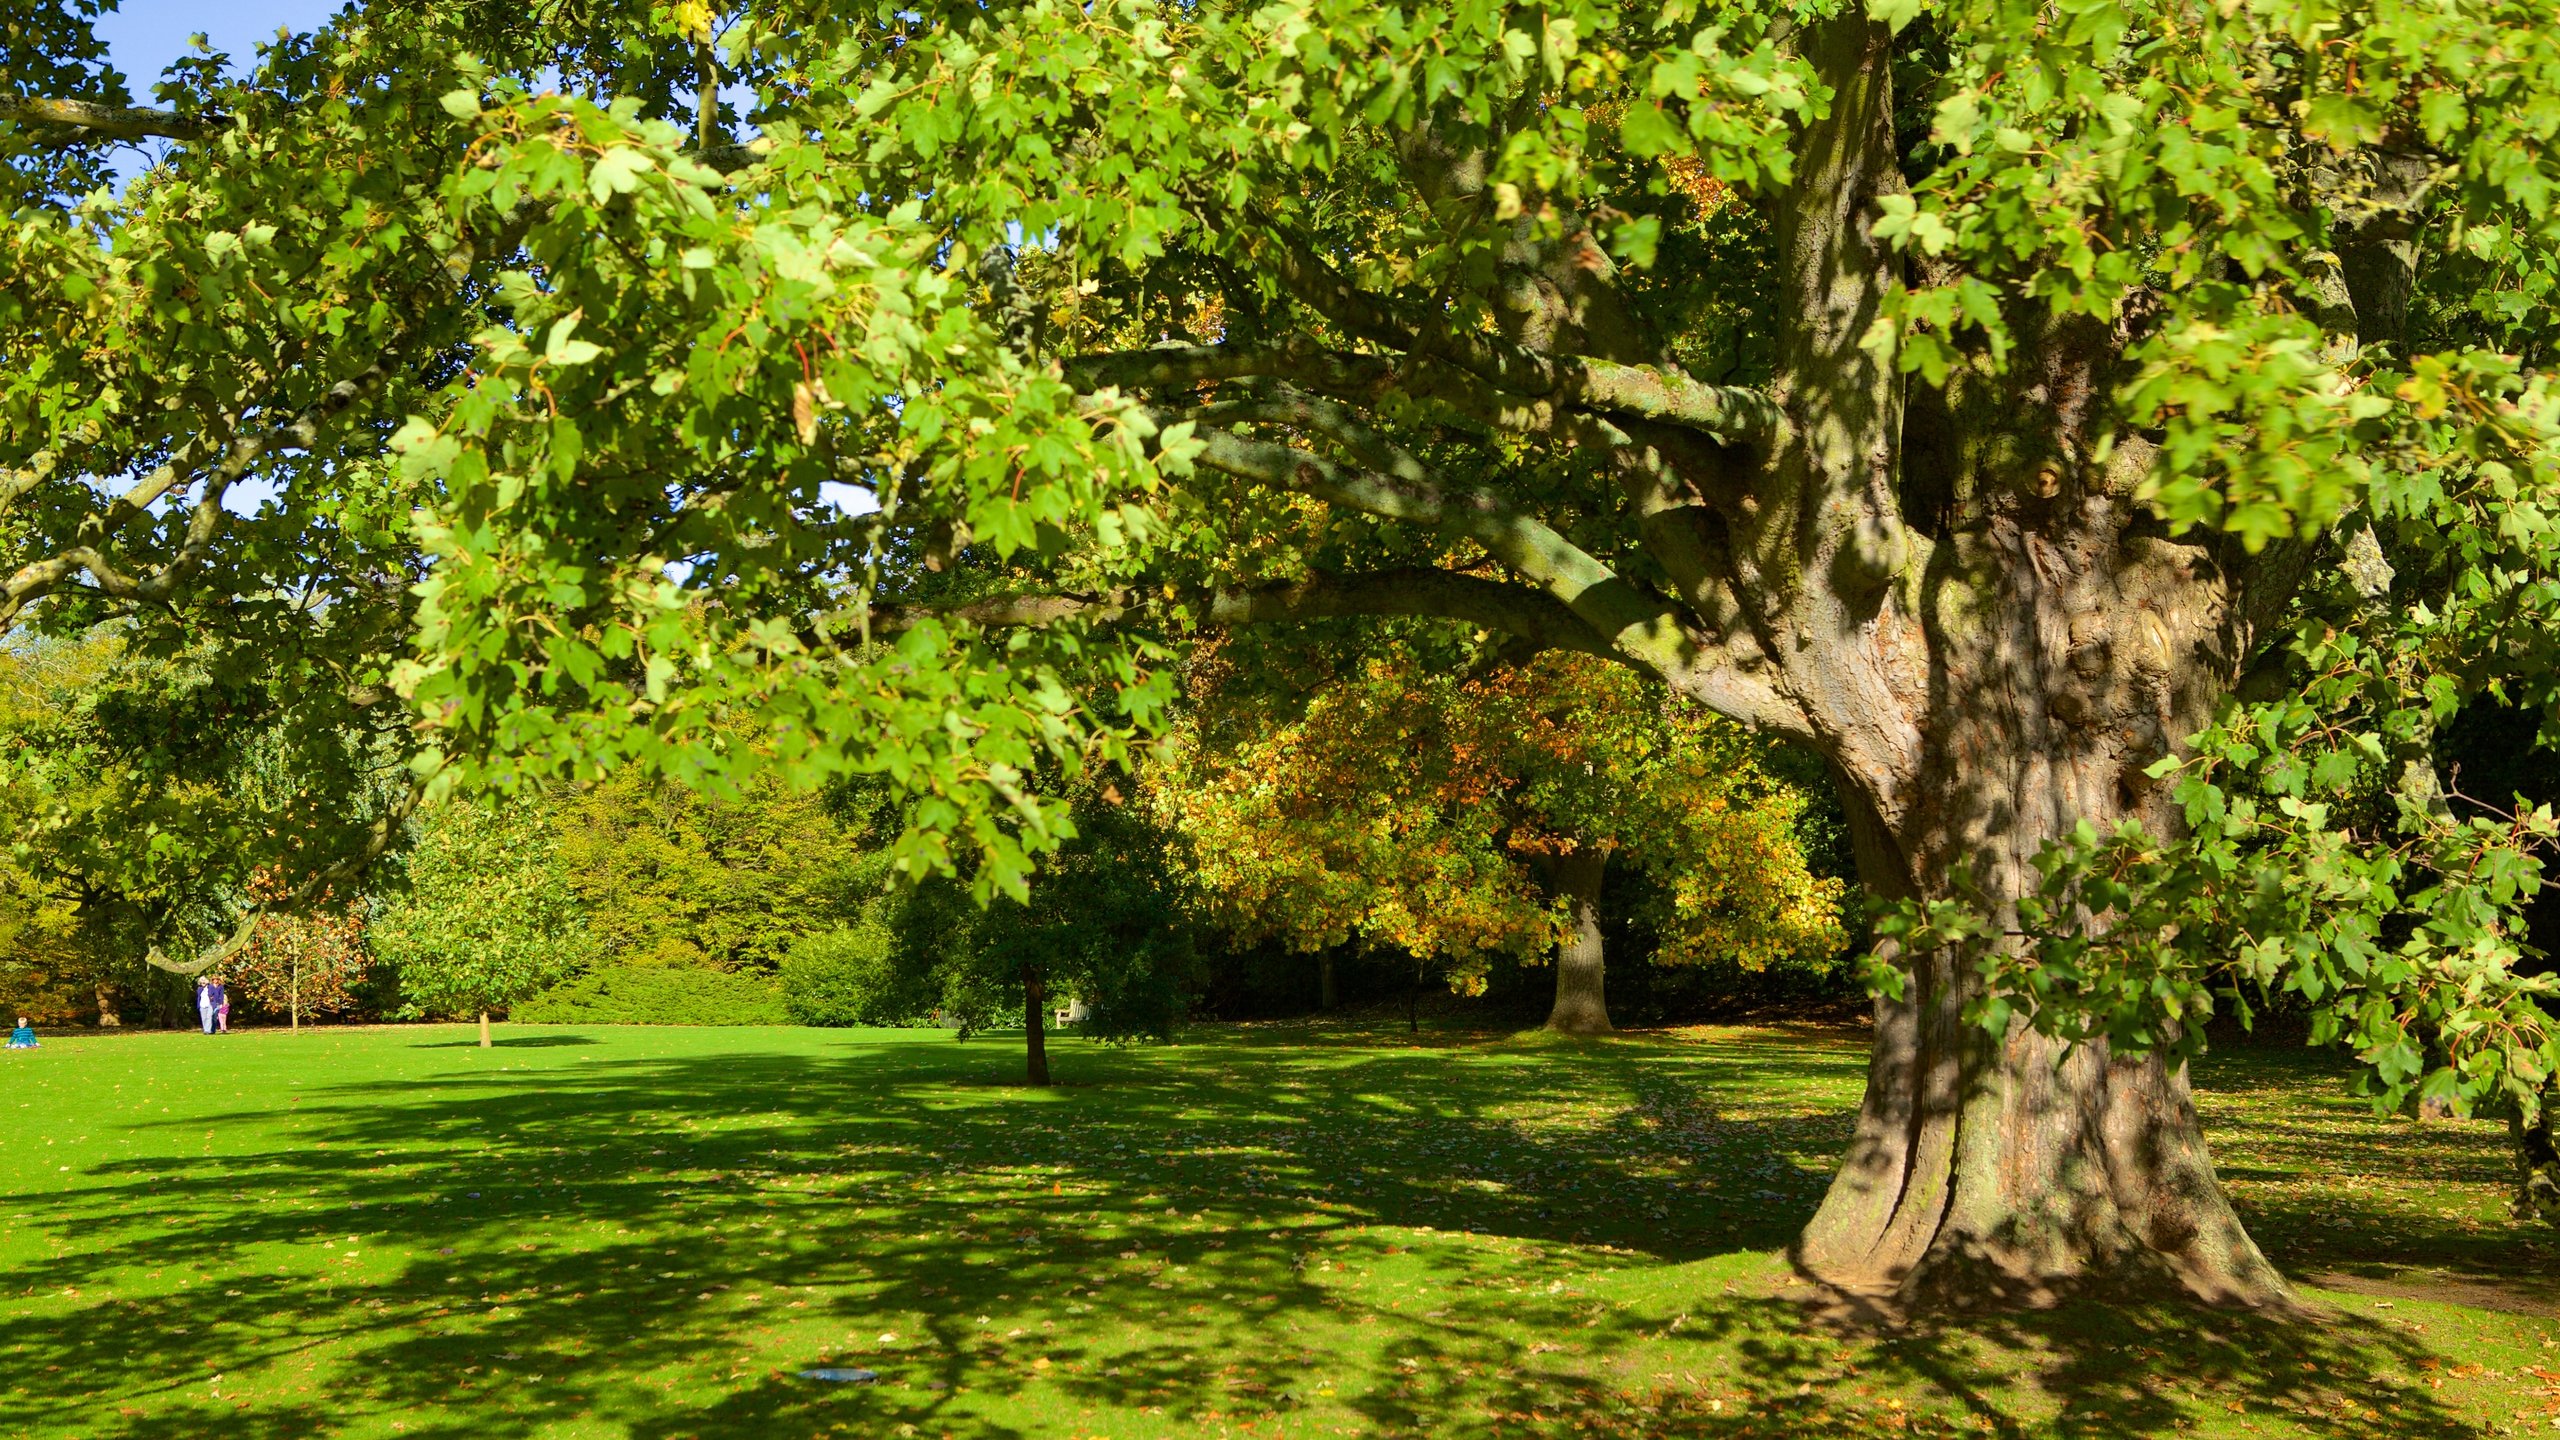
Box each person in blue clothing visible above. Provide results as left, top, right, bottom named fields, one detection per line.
left=195, top=977, right=217, bottom=1034
left=7, top=1017, right=35, bottom=1049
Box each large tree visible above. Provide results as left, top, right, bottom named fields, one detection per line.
left=551, top=766, right=866, bottom=972
left=7, top=0, right=2558, bottom=1308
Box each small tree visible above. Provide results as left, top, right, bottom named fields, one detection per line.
left=230, top=880, right=370, bottom=1029
left=372, top=796, right=595, bottom=1047
left=884, top=796, right=1201, bottom=1085
left=1154, top=648, right=1845, bottom=1032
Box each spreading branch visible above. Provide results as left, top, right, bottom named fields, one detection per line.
left=143, top=783, right=420, bottom=979
left=0, top=359, right=398, bottom=632
left=1182, top=425, right=1804, bottom=732
left=866, top=567, right=1619, bottom=659
left=1230, top=219, right=1787, bottom=450
left=0, top=96, right=223, bottom=144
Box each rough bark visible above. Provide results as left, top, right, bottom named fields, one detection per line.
left=1750, top=18, right=2289, bottom=1311
left=1797, top=950, right=2290, bottom=1311
left=1541, top=848, right=1612, bottom=1035
left=1780, top=325, right=2293, bottom=1310
left=1023, top=965, right=1052, bottom=1086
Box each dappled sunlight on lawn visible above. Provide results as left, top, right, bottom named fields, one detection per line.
left=2195, top=1047, right=2560, bottom=1321
left=0, top=1023, right=2549, bottom=1438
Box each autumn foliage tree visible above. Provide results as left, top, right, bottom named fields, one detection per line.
left=1155, top=646, right=1844, bottom=1032
left=229, top=882, right=370, bottom=1029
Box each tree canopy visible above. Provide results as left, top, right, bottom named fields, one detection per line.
left=8, top=0, right=2560, bottom=1304
left=551, top=766, right=864, bottom=971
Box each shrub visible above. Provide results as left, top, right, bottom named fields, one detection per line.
left=779, top=922, right=932, bottom=1026
left=512, top=965, right=785, bottom=1026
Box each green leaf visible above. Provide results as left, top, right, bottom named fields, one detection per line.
left=1868, top=0, right=1926, bottom=34
left=544, top=313, right=604, bottom=368
left=589, top=147, right=657, bottom=204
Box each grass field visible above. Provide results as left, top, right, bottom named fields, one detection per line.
left=2, top=1020, right=2553, bottom=1439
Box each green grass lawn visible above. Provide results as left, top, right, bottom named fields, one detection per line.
left=1, top=1020, right=2552, bottom=1439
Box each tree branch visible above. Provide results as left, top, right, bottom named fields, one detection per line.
left=1176, top=387, right=1435, bottom=489
left=0, top=96, right=222, bottom=144
left=143, top=907, right=264, bottom=979
left=1070, top=336, right=1784, bottom=454
left=1184, top=426, right=1807, bottom=733
left=1207, top=214, right=1788, bottom=450
left=0, top=359, right=397, bottom=632
left=142, top=781, right=418, bottom=979
left=868, top=568, right=1618, bottom=658
left=1, top=94, right=763, bottom=173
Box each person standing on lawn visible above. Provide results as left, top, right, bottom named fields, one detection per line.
left=195, top=977, right=217, bottom=1035
left=212, top=977, right=230, bottom=1033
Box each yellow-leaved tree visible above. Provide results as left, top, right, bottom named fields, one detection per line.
left=1151, top=647, right=1844, bottom=1033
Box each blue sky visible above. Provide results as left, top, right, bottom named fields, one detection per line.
left=94, top=0, right=343, bottom=93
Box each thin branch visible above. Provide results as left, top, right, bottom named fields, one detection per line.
left=1066, top=342, right=1393, bottom=397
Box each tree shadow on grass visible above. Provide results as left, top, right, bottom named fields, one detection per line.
left=2196, top=1045, right=2560, bottom=1315
left=409, top=1035, right=602, bottom=1049
left=0, top=1030, right=2532, bottom=1439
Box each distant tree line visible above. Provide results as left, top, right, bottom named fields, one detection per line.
left=0, top=625, right=1858, bottom=1059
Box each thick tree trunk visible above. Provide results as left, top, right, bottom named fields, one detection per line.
left=1798, top=970, right=2290, bottom=1309
left=479, top=1010, right=491, bottom=1048
left=1542, top=848, right=1611, bottom=1035
left=1319, top=952, right=1338, bottom=1010
left=1792, top=585, right=2294, bottom=1310
left=1022, top=965, right=1051, bottom=1086
left=1735, top=17, right=2297, bottom=1310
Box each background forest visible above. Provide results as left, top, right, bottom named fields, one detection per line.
left=0, top=623, right=1860, bottom=1037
